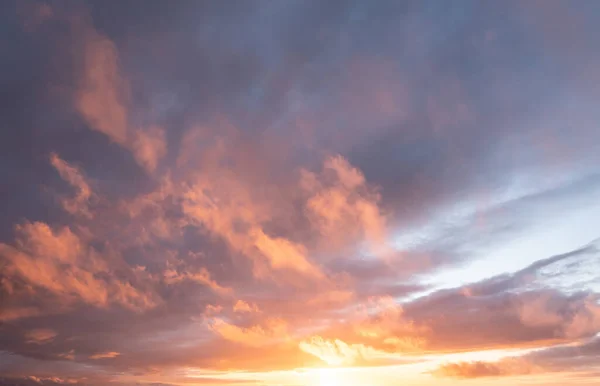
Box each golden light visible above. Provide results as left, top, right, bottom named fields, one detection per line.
left=318, top=370, right=341, bottom=386
left=302, top=367, right=367, bottom=386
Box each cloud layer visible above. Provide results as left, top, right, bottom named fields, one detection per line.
left=1, top=1, right=599, bottom=385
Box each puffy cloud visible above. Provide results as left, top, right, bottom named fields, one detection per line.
left=0, top=221, right=156, bottom=310
left=233, top=300, right=259, bottom=313
left=208, top=318, right=288, bottom=348
left=131, top=127, right=167, bottom=173
left=178, top=138, right=336, bottom=283
left=250, top=228, right=323, bottom=279
left=163, top=267, right=232, bottom=296
left=300, top=155, right=390, bottom=257
left=517, top=291, right=600, bottom=339
left=393, top=243, right=600, bottom=353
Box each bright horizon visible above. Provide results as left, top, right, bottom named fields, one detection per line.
left=1, top=1, right=600, bottom=385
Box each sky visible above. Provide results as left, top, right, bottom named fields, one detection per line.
left=1, top=0, right=600, bottom=385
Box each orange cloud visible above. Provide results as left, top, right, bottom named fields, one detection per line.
left=27, top=376, right=80, bottom=385
left=89, top=351, right=121, bottom=360
left=164, top=268, right=233, bottom=295
left=209, top=318, right=288, bottom=348
left=177, top=136, right=395, bottom=285
left=163, top=267, right=232, bottom=296
left=0, top=221, right=157, bottom=310
left=5, top=1, right=600, bottom=383
left=0, top=307, right=41, bottom=322
left=434, top=358, right=538, bottom=378
left=25, top=329, right=57, bottom=344
left=298, top=336, right=391, bottom=366
left=179, top=141, right=325, bottom=282
left=301, top=155, right=390, bottom=257
left=517, top=292, right=600, bottom=339
left=76, top=21, right=129, bottom=146
left=251, top=228, right=323, bottom=279
left=233, top=300, right=260, bottom=313
left=74, top=17, right=166, bottom=173
left=205, top=304, right=223, bottom=316
left=58, top=350, right=76, bottom=361
left=350, top=296, right=427, bottom=352
left=306, top=290, right=355, bottom=307
left=131, top=126, right=167, bottom=173
left=50, top=153, right=94, bottom=218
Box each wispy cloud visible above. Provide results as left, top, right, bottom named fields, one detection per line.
left=89, top=351, right=120, bottom=360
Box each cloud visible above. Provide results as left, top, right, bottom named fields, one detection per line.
left=88, top=351, right=120, bottom=360
left=25, top=329, right=57, bottom=345
left=250, top=228, right=323, bottom=279
left=178, top=139, right=347, bottom=283
left=300, top=243, right=600, bottom=358
left=434, top=337, right=600, bottom=379
left=163, top=267, right=232, bottom=296
left=49, top=153, right=94, bottom=218
left=18, top=2, right=54, bottom=32
left=300, top=155, right=390, bottom=257
left=0, top=221, right=157, bottom=310
left=2, top=0, right=600, bottom=383
left=298, top=336, right=389, bottom=366
left=388, top=242, right=600, bottom=353
left=57, top=350, right=75, bottom=361
left=131, top=127, right=167, bottom=173
left=74, top=13, right=166, bottom=173
left=233, top=300, right=259, bottom=313
left=516, top=291, right=600, bottom=339
left=208, top=318, right=288, bottom=348
left=433, top=357, right=538, bottom=378
left=0, top=307, right=40, bottom=322
left=75, top=18, right=129, bottom=146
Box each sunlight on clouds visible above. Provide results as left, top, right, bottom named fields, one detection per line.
left=2, top=1, right=600, bottom=385
left=75, top=16, right=166, bottom=173
left=89, top=351, right=120, bottom=360
left=50, top=153, right=94, bottom=218
left=301, top=155, right=390, bottom=258
left=299, top=337, right=376, bottom=366
left=209, top=317, right=289, bottom=347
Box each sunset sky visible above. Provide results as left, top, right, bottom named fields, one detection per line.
left=1, top=1, right=600, bottom=385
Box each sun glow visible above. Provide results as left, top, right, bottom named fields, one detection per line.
left=318, top=370, right=341, bottom=386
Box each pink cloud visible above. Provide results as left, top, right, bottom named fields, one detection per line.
left=25, top=329, right=57, bottom=345
left=233, top=300, right=260, bottom=313
left=209, top=317, right=288, bottom=348
left=89, top=351, right=120, bottom=360
left=434, top=357, right=538, bottom=378
left=0, top=221, right=157, bottom=310
left=50, top=153, right=94, bottom=218
left=74, top=16, right=166, bottom=173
